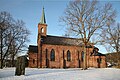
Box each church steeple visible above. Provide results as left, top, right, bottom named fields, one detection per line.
left=40, top=7, right=46, bottom=24
left=38, top=7, right=47, bottom=38
left=37, top=7, right=47, bottom=68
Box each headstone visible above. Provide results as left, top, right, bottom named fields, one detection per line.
left=15, top=56, right=26, bottom=76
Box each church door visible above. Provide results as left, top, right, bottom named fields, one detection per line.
left=97, top=57, right=101, bottom=68
left=46, top=59, right=49, bottom=68
left=63, top=59, right=66, bottom=68
left=63, top=50, right=66, bottom=68
left=78, top=59, right=81, bottom=68
left=45, top=49, right=49, bottom=68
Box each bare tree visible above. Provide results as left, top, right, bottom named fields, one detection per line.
left=9, top=20, right=30, bottom=67
left=101, top=23, right=120, bottom=53
left=0, top=11, right=30, bottom=68
left=0, top=11, right=13, bottom=68
left=100, top=22, right=120, bottom=65
left=60, top=0, right=116, bottom=69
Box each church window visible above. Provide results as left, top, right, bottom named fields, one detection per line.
left=41, top=27, right=44, bottom=33
left=50, top=49, right=55, bottom=61
left=81, top=51, right=84, bottom=61
left=67, top=50, right=71, bottom=61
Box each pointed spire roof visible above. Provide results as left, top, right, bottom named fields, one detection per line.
left=40, top=7, right=46, bottom=24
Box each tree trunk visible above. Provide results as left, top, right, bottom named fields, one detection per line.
left=83, top=37, right=87, bottom=70
left=0, top=59, right=3, bottom=69
left=0, top=29, right=3, bottom=69
left=11, top=54, right=15, bottom=67
left=83, top=46, right=87, bottom=70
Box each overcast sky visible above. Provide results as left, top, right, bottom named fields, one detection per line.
left=0, top=0, right=120, bottom=53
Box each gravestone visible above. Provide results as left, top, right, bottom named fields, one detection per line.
left=15, top=56, right=26, bottom=76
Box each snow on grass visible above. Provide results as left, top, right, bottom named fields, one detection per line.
left=0, top=68, right=120, bottom=80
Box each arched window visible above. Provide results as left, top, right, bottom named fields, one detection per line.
left=67, top=50, right=71, bottom=61
left=81, top=51, right=84, bottom=61
left=41, top=27, right=44, bottom=33
left=50, top=49, right=55, bottom=61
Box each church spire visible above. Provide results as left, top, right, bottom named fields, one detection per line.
left=40, top=7, right=46, bottom=24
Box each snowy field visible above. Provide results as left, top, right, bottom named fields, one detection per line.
left=0, top=68, right=120, bottom=80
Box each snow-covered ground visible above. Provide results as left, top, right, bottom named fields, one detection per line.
left=0, top=68, right=120, bottom=80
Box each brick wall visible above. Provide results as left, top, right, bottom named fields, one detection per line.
left=28, top=52, right=38, bottom=68
left=28, top=44, right=107, bottom=68
left=89, top=56, right=106, bottom=68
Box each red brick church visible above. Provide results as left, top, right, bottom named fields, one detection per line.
left=28, top=8, right=107, bottom=68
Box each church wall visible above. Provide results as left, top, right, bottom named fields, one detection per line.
left=99, top=56, right=106, bottom=68
left=41, top=44, right=85, bottom=68
left=28, top=52, right=38, bottom=68
left=89, top=56, right=106, bottom=68
left=28, top=45, right=107, bottom=68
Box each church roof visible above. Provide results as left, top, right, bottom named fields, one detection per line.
left=28, top=45, right=38, bottom=53
left=42, top=35, right=84, bottom=46
left=40, top=7, right=46, bottom=24
left=94, top=52, right=106, bottom=56
left=91, top=47, right=105, bottom=56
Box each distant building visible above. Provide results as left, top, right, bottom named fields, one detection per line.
left=28, top=8, right=106, bottom=68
